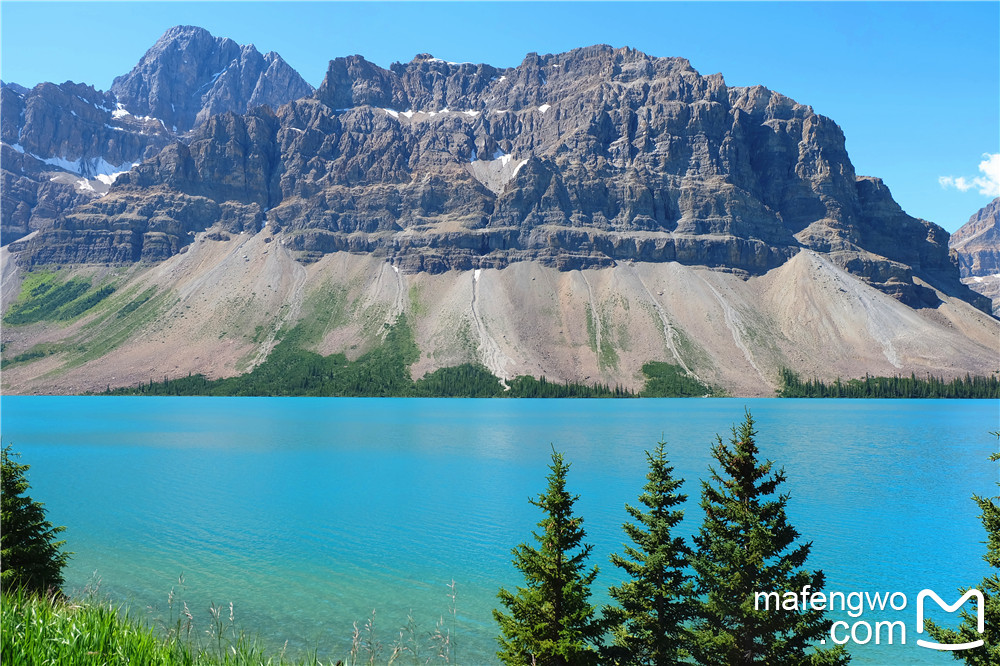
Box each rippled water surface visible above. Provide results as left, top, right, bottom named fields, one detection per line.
left=2, top=397, right=995, bottom=663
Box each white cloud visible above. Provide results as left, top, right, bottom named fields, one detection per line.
left=939, top=153, right=1000, bottom=197
left=938, top=175, right=972, bottom=191
left=977, top=153, right=1000, bottom=196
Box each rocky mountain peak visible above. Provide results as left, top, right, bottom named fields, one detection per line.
left=2, top=25, right=314, bottom=245
left=111, top=25, right=313, bottom=132
left=950, top=198, right=1000, bottom=314
left=952, top=197, right=1000, bottom=257
left=0, top=81, right=29, bottom=96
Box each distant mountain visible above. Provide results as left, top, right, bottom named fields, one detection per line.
left=951, top=197, right=1000, bottom=314
left=1, top=36, right=996, bottom=396
left=0, top=81, right=29, bottom=96
left=111, top=25, right=313, bottom=133
left=0, top=26, right=313, bottom=245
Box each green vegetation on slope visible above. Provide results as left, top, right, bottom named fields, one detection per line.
left=0, top=343, right=64, bottom=370
left=506, top=375, right=635, bottom=398
left=101, top=315, right=713, bottom=398
left=116, top=287, right=157, bottom=319
left=109, top=315, right=419, bottom=397
left=638, top=361, right=718, bottom=397
left=778, top=368, right=1000, bottom=398
left=4, top=271, right=115, bottom=325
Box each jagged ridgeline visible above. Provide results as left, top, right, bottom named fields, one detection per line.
left=1, top=27, right=997, bottom=396
left=950, top=197, right=1000, bottom=315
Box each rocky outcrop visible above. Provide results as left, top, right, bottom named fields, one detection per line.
left=16, top=187, right=263, bottom=264
left=110, top=25, right=313, bottom=133
left=2, top=143, right=93, bottom=241
left=12, top=43, right=989, bottom=313
left=117, top=107, right=284, bottom=209
left=1, top=82, right=165, bottom=169
left=952, top=198, right=1000, bottom=276
left=1, top=27, right=312, bottom=245
left=0, top=81, right=173, bottom=243
left=951, top=198, right=1000, bottom=313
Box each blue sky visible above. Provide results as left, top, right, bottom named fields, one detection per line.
left=1, top=1, right=996, bottom=232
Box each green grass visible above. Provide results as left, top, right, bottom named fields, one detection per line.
left=584, top=308, right=597, bottom=356
left=0, top=343, right=66, bottom=370
left=408, top=284, right=427, bottom=317
left=66, top=291, right=176, bottom=368
left=0, top=584, right=461, bottom=665
left=116, top=287, right=157, bottom=319
left=1, top=587, right=337, bottom=666
left=300, top=283, right=350, bottom=345
left=2, top=577, right=464, bottom=666
left=584, top=304, right=621, bottom=371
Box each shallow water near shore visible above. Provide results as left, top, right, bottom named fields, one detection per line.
left=2, top=396, right=995, bottom=664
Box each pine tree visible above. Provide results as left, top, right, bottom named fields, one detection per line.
left=494, top=449, right=602, bottom=665
left=924, top=435, right=1000, bottom=663
left=603, top=440, right=695, bottom=665
left=1, top=446, right=70, bottom=594
left=689, top=412, right=849, bottom=665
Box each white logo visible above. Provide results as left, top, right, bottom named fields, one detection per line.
left=915, top=589, right=985, bottom=651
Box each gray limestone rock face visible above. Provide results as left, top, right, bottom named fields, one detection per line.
left=14, top=187, right=244, bottom=264
left=12, top=41, right=989, bottom=314
left=0, top=81, right=173, bottom=243
left=117, top=107, right=284, bottom=210
left=1, top=145, right=94, bottom=242
left=1, top=26, right=312, bottom=245
left=950, top=198, right=1000, bottom=313
left=951, top=198, right=1000, bottom=276
left=110, top=25, right=314, bottom=132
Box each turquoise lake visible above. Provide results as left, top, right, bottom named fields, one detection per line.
left=1, top=397, right=997, bottom=664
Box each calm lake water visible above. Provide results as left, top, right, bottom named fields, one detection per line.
left=1, top=397, right=996, bottom=664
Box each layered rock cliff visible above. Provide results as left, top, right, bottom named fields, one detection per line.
left=14, top=44, right=987, bottom=312
left=0, top=26, right=313, bottom=244
left=951, top=198, right=1000, bottom=313
left=0, top=80, right=172, bottom=242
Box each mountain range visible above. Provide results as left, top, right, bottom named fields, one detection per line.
left=1, top=26, right=996, bottom=396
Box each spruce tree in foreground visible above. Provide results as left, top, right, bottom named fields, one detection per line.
left=689, top=412, right=849, bottom=665
left=603, top=440, right=695, bottom=666
left=1, top=446, right=70, bottom=594
left=495, top=449, right=602, bottom=666
left=924, top=435, right=1000, bottom=663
